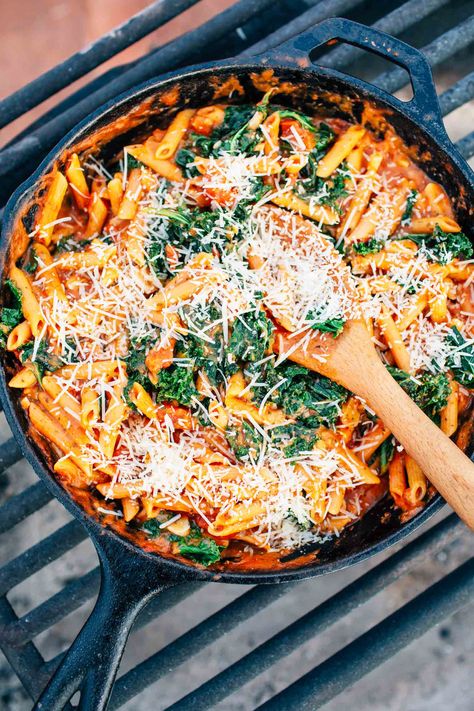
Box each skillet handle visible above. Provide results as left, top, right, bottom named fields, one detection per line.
left=34, top=534, right=175, bottom=711
left=268, top=17, right=449, bottom=143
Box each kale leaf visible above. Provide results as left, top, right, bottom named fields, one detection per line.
left=124, top=332, right=155, bottom=392
left=445, top=327, right=474, bottom=388
left=299, top=157, right=348, bottom=210
left=126, top=154, right=145, bottom=170
left=248, top=177, right=272, bottom=203
left=353, top=238, right=384, bottom=255
left=285, top=510, right=312, bottom=531
left=142, top=518, right=162, bottom=537
left=387, top=367, right=450, bottom=418
left=251, top=361, right=347, bottom=428
left=379, top=436, right=395, bottom=474
left=1, top=307, right=23, bottom=330
left=19, top=340, right=64, bottom=383
left=309, top=317, right=345, bottom=338
left=146, top=204, right=250, bottom=278
left=175, top=148, right=199, bottom=178
left=54, top=235, right=93, bottom=254
left=177, top=538, right=222, bottom=566
left=21, top=249, right=39, bottom=274
left=180, top=302, right=237, bottom=386
left=213, top=105, right=259, bottom=156
left=314, top=122, right=335, bottom=152
left=228, top=310, right=274, bottom=363
left=1, top=279, right=23, bottom=332
left=143, top=516, right=222, bottom=566
left=401, top=189, right=418, bottom=225
left=190, top=132, right=215, bottom=157
left=5, top=279, right=22, bottom=307
left=275, top=365, right=347, bottom=426
left=154, top=364, right=198, bottom=406
left=271, top=422, right=318, bottom=457
left=408, top=226, right=473, bottom=264
left=226, top=419, right=263, bottom=461
left=219, top=105, right=255, bottom=137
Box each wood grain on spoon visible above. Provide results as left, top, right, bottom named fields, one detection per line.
left=274, top=319, right=474, bottom=530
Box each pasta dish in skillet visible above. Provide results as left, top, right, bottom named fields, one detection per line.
left=3, top=93, right=474, bottom=567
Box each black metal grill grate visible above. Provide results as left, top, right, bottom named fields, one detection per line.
left=0, top=1, right=473, bottom=708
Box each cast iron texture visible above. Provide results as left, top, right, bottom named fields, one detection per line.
left=0, top=17, right=472, bottom=711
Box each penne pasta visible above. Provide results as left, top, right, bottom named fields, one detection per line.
left=125, top=144, right=183, bottom=181
left=42, top=376, right=81, bottom=417
left=99, top=384, right=128, bottom=459
left=107, top=174, right=124, bottom=216
left=34, top=243, right=68, bottom=305
left=84, top=193, right=108, bottom=238
left=271, top=191, right=340, bottom=225
left=36, top=172, right=68, bottom=246
left=378, top=306, right=411, bottom=372
left=388, top=450, right=406, bottom=501
left=155, top=109, right=195, bottom=160
left=405, top=455, right=427, bottom=505
left=349, top=184, right=409, bottom=244
left=316, top=125, right=366, bottom=178
left=66, top=153, right=90, bottom=211
left=57, top=360, right=126, bottom=380
left=6, top=321, right=32, bottom=351
left=262, top=111, right=281, bottom=155
left=339, top=152, right=383, bottom=237
left=117, top=168, right=143, bottom=221
left=440, top=380, right=459, bottom=437
left=81, top=386, right=100, bottom=430
left=9, top=366, right=37, bottom=388
left=405, top=215, right=461, bottom=234
left=54, top=243, right=116, bottom=270
left=422, top=182, right=452, bottom=217
left=396, top=291, right=429, bottom=332
left=9, top=266, right=45, bottom=337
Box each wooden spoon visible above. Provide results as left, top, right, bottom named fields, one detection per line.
left=274, top=319, right=474, bottom=529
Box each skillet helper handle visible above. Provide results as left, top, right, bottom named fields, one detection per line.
left=343, top=347, right=474, bottom=531
left=34, top=537, right=174, bottom=711
left=270, top=17, right=448, bottom=141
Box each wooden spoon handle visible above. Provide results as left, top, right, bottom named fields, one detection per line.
left=349, top=355, right=474, bottom=529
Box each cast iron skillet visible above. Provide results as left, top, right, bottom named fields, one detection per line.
left=1, top=18, right=473, bottom=711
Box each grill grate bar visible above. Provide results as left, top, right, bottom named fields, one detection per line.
left=0, top=437, right=22, bottom=471
left=42, top=581, right=206, bottom=679
left=0, top=481, right=51, bottom=534
left=111, top=515, right=461, bottom=710
left=0, top=0, right=275, bottom=196
left=456, top=131, right=474, bottom=160
left=257, top=556, right=474, bottom=711
left=0, top=597, right=47, bottom=698
left=0, top=0, right=200, bottom=129
left=438, top=70, right=474, bottom=115
left=109, top=582, right=298, bottom=710
left=1, top=568, right=101, bottom=648
left=241, top=0, right=368, bottom=55
left=373, top=15, right=474, bottom=95
left=299, top=0, right=451, bottom=72
left=8, top=573, right=202, bottom=650
left=0, top=520, right=87, bottom=597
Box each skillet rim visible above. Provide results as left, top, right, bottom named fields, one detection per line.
left=0, top=55, right=461, bottom=585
